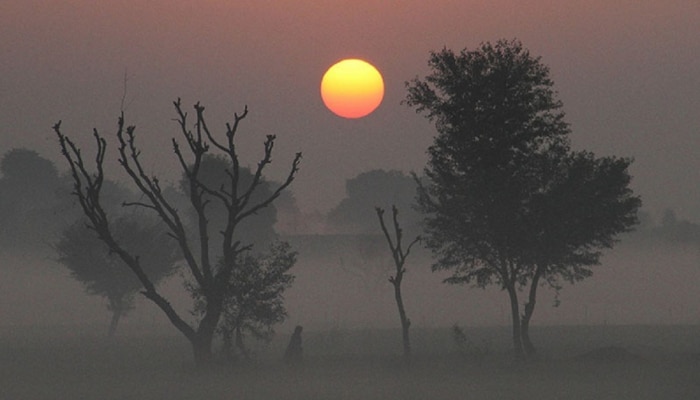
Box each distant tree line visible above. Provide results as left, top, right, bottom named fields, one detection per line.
left=0, top=148, right=76, bottom=249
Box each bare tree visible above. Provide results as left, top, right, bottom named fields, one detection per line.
left=376, top=205, right=420, bottom=360
left=53, top=99, right=301, bottom=365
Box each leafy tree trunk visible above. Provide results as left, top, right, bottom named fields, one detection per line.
left=520, top=306, right=536, bottom=358
left=506, top=284, right=524, bottom=361
left=221, top=330, right=234, bottom=359
left=107, top=296, right=130, bottom=338
left=521, top=266, right=543, bottom=358
left=107, top=307, right=122, bottom=337
left=235, top=326, right=250, bottom=360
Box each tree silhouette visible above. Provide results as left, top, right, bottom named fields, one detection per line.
left=0, top=148, right=71, bottom=248
left=179, top=154, right=278, bottom=248
left=654, top=209, right=700, bottom=244
left=376, top=205, right=420, bottom=360
left=518, top=150, right=640, bottom=355
left=187, top=241, right=295, bottom=360
left=406, top=39, right=640, bottom=359
left=175, top=153, right=294, bottom=360
left=55, top=213, right=180, bottom=336
left=53, top=99, right=301, bottom=365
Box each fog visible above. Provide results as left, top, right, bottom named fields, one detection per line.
left=2, top=227, right=699, bottom=333
left=2, top=1, right=700, bottom=397
left=2, top=147, right=699, bottom=398
left=2, top=227, right=700, bottom=398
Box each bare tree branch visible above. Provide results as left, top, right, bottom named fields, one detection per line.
left=53, top=120, right=197, bottom=342
left=376, top=204, right=418, bottom=360
left=53, top=99, right=301, bottom=365
left=236, top=150, right=302, bottom=225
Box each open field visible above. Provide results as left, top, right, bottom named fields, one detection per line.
left=1, top=325, right=699, bottom=399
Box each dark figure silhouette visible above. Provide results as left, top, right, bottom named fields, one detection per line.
left=284, top=325, right=303, bottom=364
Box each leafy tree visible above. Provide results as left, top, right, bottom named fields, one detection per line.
left=53, top=99, right=301, bottom=365
left=0, top=148, right=69, bottom=248
left=328, top=169, right=421, bottom=235
left=376, top=205, right=420, bottom=360
left=55, top=213, right=180, bottom=336
left=1, top=148, right=59, bottom=184
left=187, top=241, right=296, bottom=360
left=518, top=150, right=640, bottom=355
left=406, top=39, right=640, bottom=359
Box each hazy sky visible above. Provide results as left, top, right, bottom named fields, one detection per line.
left=2, top=0, right=699, bottom=219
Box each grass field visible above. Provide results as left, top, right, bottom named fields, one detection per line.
left=1, top=325, right=699, bottom=399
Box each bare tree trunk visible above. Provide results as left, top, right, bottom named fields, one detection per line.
left=392, top=280, right=411, bottom=359
left=192, top=334, right=214, bottom=365
left=376, top=206, right=420, bottom=363
left=506, top=284, right=524, bottom=361
left=191, top=301, right=224, bottom=365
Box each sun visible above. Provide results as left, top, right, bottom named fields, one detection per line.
left=321, top=59, right=384, bottom=119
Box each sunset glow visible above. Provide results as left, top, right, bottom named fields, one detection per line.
left=321, top=59, right=384, bottom=119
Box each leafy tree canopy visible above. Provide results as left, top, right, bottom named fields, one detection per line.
left=406, top=39, right=641, bottom=358
left=56, top=211, right=181, bottom=335
left=406, top=40, right=573, bottom=283
left=1, top=148, right=58, bottom=184
left=0, top=148, right=72, bottom=248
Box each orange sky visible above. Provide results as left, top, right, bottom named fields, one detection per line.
left=1, top=0, right=699, bottom=218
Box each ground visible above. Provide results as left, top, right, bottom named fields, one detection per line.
left=1, top=325, right=698, bottom=399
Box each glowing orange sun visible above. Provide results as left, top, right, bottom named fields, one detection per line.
left=321, top=59, right=384, bottom=119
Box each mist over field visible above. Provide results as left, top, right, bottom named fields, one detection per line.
left=2, top=153, right=700, bottom=399
left=2, top=226, right=699, bottom=333
left=2, top=1, right=700, bottom=398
